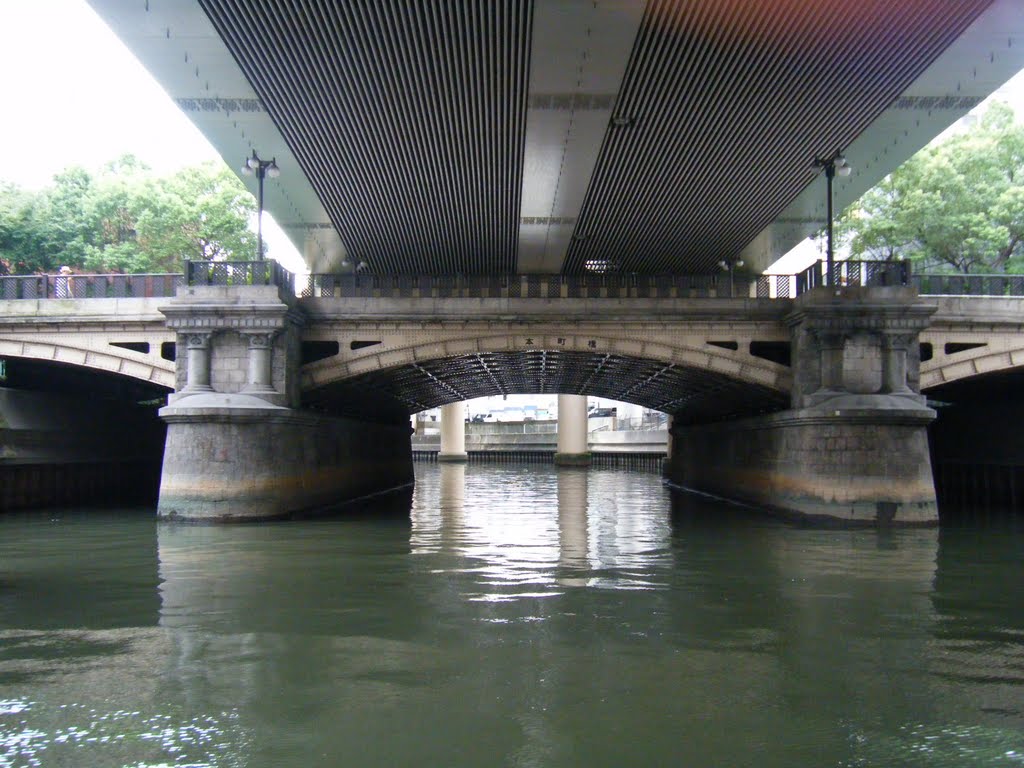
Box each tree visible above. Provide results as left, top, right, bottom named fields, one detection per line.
left=0, top=156, right=257, bottom=274
left=842, top=102, right=1024, bottom=273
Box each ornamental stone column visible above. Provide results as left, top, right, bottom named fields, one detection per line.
left=242, top=332, right=277, bottom=394
left=881, top=332, right=913, bottom=394
left=183, top=333, right=213, bottom=393
left=816, top=331, right=846, bottom=395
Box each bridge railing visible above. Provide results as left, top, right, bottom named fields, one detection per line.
left=911, top=273, right=1024, bottom=296
left=301, top=272, right=750, bottom=299
left=299, top=262, right=913, bottom=300
left=788, top=260, right=912, bottom=295
left=9, top=260, right=1024, bottom=302
left=0, top=272, right=183, bottom=300
left=184, top=260, right=294, bottom=296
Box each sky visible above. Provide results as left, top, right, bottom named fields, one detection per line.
left=0, top=0, right=303, bottom=270
left=1, top=0, right=1022, bottom=278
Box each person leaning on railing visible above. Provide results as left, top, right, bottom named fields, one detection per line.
left=54, top=266, right=73, bottom=299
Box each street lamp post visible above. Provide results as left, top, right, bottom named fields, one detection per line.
left=717, top=257, right=744, bottom=297
left=240, top=150, right=280, bottom=261
left=813, top=152, right=852, bottom=288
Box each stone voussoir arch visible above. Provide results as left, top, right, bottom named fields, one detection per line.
left=920, top=342, right=1024, bottom=391
left=301, top=330, right=793, bottom=395
left=0, top=335, right=175, bottom=388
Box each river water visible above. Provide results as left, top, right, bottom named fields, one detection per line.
left=0, top=463, right=1022, bottom=767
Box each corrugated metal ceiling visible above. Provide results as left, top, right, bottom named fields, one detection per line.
left=198, top=0, right=994, bottom=275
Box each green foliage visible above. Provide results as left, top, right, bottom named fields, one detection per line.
left=0, top=155, right=256, bottom=275
left=842, top=102, right=1024, bottom=274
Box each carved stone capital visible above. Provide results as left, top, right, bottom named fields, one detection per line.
left=242, top=331, right=276, bottom=349
left=185, top=333, right=211, bottom=350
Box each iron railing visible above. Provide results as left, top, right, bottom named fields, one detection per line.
left=184, top=260, right=294, bottom=295
left=790, top=259, right=912, bottom=295
left=300, top=272, right=750, bottom=299
left=7, top=260, right=1024, bottom=302
left=911, top=272, right=1024, bottom=296
left=299, top=261, right=913, bottom=300
left=0, top=272, right=183, bottom=300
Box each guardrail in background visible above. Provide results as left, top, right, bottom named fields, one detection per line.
left=0, top=272, right=183, bottom=300
left=910, top=273, right=1024, bottom=296
left=5, top=260, right=1024, bottom=301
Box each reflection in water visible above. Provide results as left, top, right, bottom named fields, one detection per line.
left=0, top=466, right=1022, bottom=767
left=557, top=469, right=589, bottom=583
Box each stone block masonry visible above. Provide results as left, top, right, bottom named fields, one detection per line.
left=665, top=285, right=939, bottom=526
left=158, top=401, right=413, bottom=521
left=666, top=408, right=937, bottom=525
left=157, top=282, right=414, bottom=521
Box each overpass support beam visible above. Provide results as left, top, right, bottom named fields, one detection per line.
left=555, top=394, right=591, bottom=467
left=666, top=286, right=939, bottom=526
left=156, top=284, right=413, bottom=521
left=438, top=402, right=468, bottom=462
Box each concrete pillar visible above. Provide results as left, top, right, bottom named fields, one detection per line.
left=438, top=402, right=468, bottom=462
left=183, top=333, right=213, bottom=393
left=555, top=394, right=591, bottom=466
left=242, top=332, right=276, bottom=394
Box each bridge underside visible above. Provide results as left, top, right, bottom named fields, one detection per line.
left=90, top=0, right=1021, bottom=274
left=0, top=356, right=171, bottom=404
left=303, top=350, right=788, bottom=425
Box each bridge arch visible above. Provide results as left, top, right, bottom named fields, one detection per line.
left=920, top=341, right=1024, bottom=392
left=301, top=331, right=792, bottom=423
left=0, top=335, right=175, bottom=390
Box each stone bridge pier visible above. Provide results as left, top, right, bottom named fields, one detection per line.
left=665, top=286, right=939, bottom=525
left=156, top=283, right=412, bottom=521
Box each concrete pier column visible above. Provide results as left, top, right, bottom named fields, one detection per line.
left=555, top=394, right=591, bottom=466
left=438, top=402, right=468, bottom=462
left=183, top=333, right=213, bottom=393
left=242, top=332, right=276, bottom=394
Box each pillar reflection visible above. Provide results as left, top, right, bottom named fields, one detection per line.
left=557, top=469, right=590, bottom=585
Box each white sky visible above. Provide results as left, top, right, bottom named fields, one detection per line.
left=0, top=0, right=302, bottom=270
left=1, top=1, right=1022, bottom=278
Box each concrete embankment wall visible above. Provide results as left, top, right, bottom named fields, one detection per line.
left=665, top=410, right=938, bottom=525
left=929, top=402, right=1024, bottom=514
left=159, top=405, right=413, bottom=521
left=412, top=426, right=668, bottom=457
left=412, top=429, right=666, bottom=471
left=0, top=388, right=165, bottom=511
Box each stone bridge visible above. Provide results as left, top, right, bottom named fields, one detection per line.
left=0, top=289, right=1020, bottom=406
left=2, top=269, right=1023, bottom=525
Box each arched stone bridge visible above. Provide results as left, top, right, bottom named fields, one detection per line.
left=3, top=284, right=1023, bottom=525
left=1, top=292, right=1022, bottom=418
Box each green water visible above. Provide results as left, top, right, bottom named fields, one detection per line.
left=1, top=463, right=1022, bottom=767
